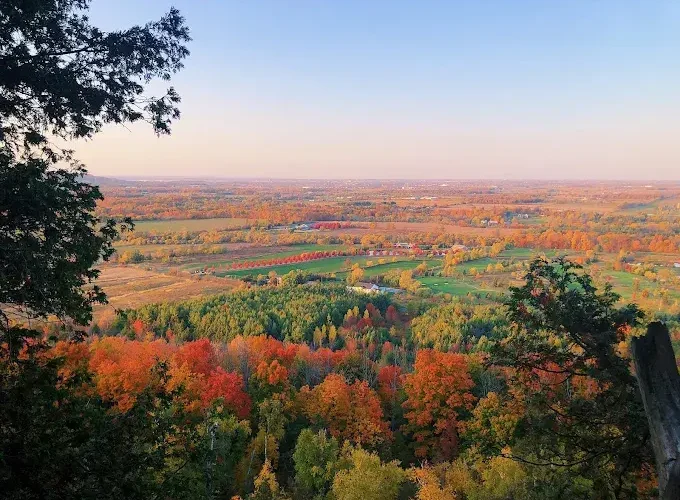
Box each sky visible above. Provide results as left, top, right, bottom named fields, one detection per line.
left=79, top=1, right=680, bottom=180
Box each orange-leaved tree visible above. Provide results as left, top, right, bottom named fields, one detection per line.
left=402, top=349, right=475, bottom=460
left=88, top=337, right=173, bottom=412
left=201, top=367, right=251, bottom=418
left=300, top=373, right=390, bottom=447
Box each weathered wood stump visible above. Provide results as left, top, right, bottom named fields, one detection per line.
left=632, top=321, right=680, bottom=500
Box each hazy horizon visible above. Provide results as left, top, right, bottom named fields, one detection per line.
left=78, top=1, right=680, bottom=180
left=92, top=174, right=680, bottom=185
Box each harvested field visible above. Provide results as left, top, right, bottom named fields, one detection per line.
left=115, top=242, right=255, bottom=254
left=319, top=221, right=520, bottom=236
left=93, top=265, right=239, bottom=313
left=131, top=217, right=258, bottom=232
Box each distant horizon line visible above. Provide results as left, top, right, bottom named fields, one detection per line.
left=87, top=174, right=680, bottom=184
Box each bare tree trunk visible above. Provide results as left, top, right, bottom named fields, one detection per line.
left=631, top=321, right=680, bottom=500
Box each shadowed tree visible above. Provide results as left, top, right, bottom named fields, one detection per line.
left=1, top=1, right=191, bottom=497
left=0, top=0, right=189, bottom=148
left=491, top=258, right=654, bottom=498
left=1, top=0, right=190, bottom=331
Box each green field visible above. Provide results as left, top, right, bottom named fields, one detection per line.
left=499, top=248, right=561, bottom=260
left=617, top=197, right=676, bottom=215
left=362, top=259, right=439, bottom=277
left=451, top=258, right=494, bottom=271
left=132, top=218, right=259, bottom=232
left=603, top=270, right=637, bottom=287
left=336, top=259, right=440, bottom=279
left=444, top=250, right=559, bottom=273
left=418, top=276, right=499, bottom=296
left=221, top=256, right=440, bottom=279
left=598, top=270, right=679, bottom=301
left=514, top=217, right=545, bottom=226
left=440, top=250, right=678, bottom=302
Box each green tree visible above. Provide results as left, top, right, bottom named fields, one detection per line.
left=119, top=250, right=146, bottom=264
left=256, top=398, right=288, bottom=465
left=332, top=447, right=405, bottom=500
left=410, top=301, right=507, bottom=350
left=293, top=429, right=339, bottom=498
left=190, top=407, right=252, bottom=500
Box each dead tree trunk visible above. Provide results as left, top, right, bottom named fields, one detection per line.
left=631, top=321, right=680, bottom=500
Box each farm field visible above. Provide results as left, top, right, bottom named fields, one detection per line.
left=418, top=276, right=500, bottom=296
left=131, top=217, right=258, bottom=232
left=617, top=196, right=680, bottom=214
left=98, top=179, right=680, bottom=309
left=334, top=259, right=441, bottom=279
left=111, top=237, right=680, bottom=302
left=115, top=242, right=256, bottom=255
left=220, top=255, right=433, bottom=278
left=599, top=270, right=680, bottom=301
left=361, top=259, right=439, bottom=277
left=108, top=233, right=680, bottom=305
left=92, top=265, right=239, bottom=314
left=319, top=221, right=522, bottom=236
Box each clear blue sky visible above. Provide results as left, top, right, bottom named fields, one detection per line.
left=80, top=1, right=680, bottom=179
